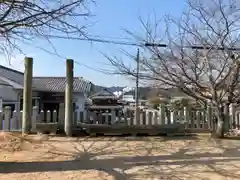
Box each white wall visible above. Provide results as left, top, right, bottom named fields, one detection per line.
left=0, top=84, right=20, bottom=102
left=73, top=92, right=86, bottom=111
left=122, top=94, right=135, bottom=102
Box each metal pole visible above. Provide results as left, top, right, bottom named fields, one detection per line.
left=135, top=49, right=140, bottom=125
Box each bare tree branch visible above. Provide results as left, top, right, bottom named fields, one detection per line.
left=0, top=0, right=93, bottom=57
left=107, top=0, right=240, bottom=137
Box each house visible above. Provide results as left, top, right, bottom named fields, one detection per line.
left=0, top=65, right=93, bottom=114
left=87, top=89, right=123, bottom=124
left=88, top=88, right=122, bottom=110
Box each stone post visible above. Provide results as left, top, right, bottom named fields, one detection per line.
left=196, top=110, right=201, bottom=128
left=31, top=106, right=38, bottom=132
left=154, top=111, right=158, bottom=125
left=159, top=104, right=165, bottom=125
left=134, top=107, right=140, bottom=125
left=111, top=109, right=116, bottom=124
left=207, top=105, right=213, bottom=130
left=230, top=103, right=235, bottom=129
left=184, top=106, right=190, bottom=127
left=4, top=106, right=11, bottom=131
left=46, top=110, right=51, bottom=123
left=170, top=111, right=174, bottom=124
left=147, top=111, right=153, bottom=126
left=53, top=110, right=57, bottom=123
left=83, top=109, right=88, bottom=123
left=22, top=57, right=33, bottom=134
left=11, top=111, right=18, bottom=131
left=65, top=59, right=73, bottom=136
left=0, top=111, right=3, bottom=130
left=59, top=103, right=65, bottom=125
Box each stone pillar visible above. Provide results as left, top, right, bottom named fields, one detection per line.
left=207, top=105, right=213, bottom=130
left=64, top=59, right=73, bottom=136
left=134, top=107, right=140, bottom=125
left=159, top=104, right=165, bottom=125
left=59, top=103, right=65, bottom=125
left=170, top=110, right=175, bottom=124
left=147, top=111, right=153, bottom=126
left=4, top=106, right=11, bottom=131
left=35, top=99, right=39, bottom=111
left=11, top=111, right=18, bottom=131
left=22, top=57, right=33, bottom=134
left=0, top=111, right=3, bottom=130
left=184, top=106, right=190, bottom=125
left=31, top=106, right=38, bottom=132
left=111, top=109, right=116, bottom=124
left=196, top=110, right=201, bottom=128
left=230, top=103, right=235, bottom=129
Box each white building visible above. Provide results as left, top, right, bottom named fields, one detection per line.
left=0, top=65, right=92, bottom=114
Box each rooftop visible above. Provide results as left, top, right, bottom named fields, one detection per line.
left=0, top=65, right=92, bottom=93
left=33, top=77, right=92, bottom=93
left=90, top=89, right=118, bottom=100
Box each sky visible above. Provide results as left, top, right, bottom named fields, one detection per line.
left=0, top=0, right=187, bottom=87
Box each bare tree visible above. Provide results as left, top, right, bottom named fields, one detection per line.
left=0, top=0, right=92, bottom=56
left=107, top=0, right=240, bottom=138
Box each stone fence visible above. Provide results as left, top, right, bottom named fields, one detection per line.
left=0, top=104, right=240, bottom=132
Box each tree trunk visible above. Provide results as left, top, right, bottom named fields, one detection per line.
left=215, top=113, right=224, bottom=138
left=213, top=103, right=230, bottom=138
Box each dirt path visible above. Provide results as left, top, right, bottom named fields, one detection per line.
left=0, top=134, right=240, bottom=180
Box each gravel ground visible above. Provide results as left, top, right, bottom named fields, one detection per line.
left=0, top=133, right=240, bottom=180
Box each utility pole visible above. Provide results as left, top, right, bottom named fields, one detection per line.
left=135, top=48, right=140, bottom=108
left=135, top=49, right=140, bottom=124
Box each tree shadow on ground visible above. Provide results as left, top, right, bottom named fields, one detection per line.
left=0, top=136, right=240, bottom=179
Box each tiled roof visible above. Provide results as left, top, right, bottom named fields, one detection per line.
left=0, top=79, right=11, bottom=86
left=0, top=65, right=24, bottom=86
left=90, top=89, right=118, bottom=99
left=33, top=77, right=92, bottom=93
left=0, top=65, right=92, bottom=93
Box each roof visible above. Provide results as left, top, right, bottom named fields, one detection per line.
left=90, top=89, right=118, bottom=99
left=0, top=65, right=92, bottom=93
left=0, top=79, right=11, bottom=86
left=33, top=77, right=92, bottom=93
left=0, top=65, right=24, bottom=86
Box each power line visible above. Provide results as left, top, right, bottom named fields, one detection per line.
left=145, top=43, right=240, bottom=51
left=20, top=40, right=110, bottom=74
left=23, top=32, right=240, bottom=52
left=17, top=33, right=240, bottom=76
left=35, top=33, right=240, bottom=51
left=88, top=34, right=134, bottom=41
left=37, top=34, right=141, bottom=47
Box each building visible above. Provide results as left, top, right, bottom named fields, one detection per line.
left=122, top=94, right=135, bottom=103
left=0, top=65, right=92, bottom=115
left=87, top=89, right=123, bottom=124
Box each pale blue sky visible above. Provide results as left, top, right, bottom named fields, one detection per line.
left=2, top=0, right=187, bottom=87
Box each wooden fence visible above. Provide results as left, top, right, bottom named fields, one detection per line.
left=0, top=104, right=240, bottom=133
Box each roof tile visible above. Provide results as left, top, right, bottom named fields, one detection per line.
left=0, top=65, right=92, bottom=93
left=33, top=77, right=92, bottom=93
